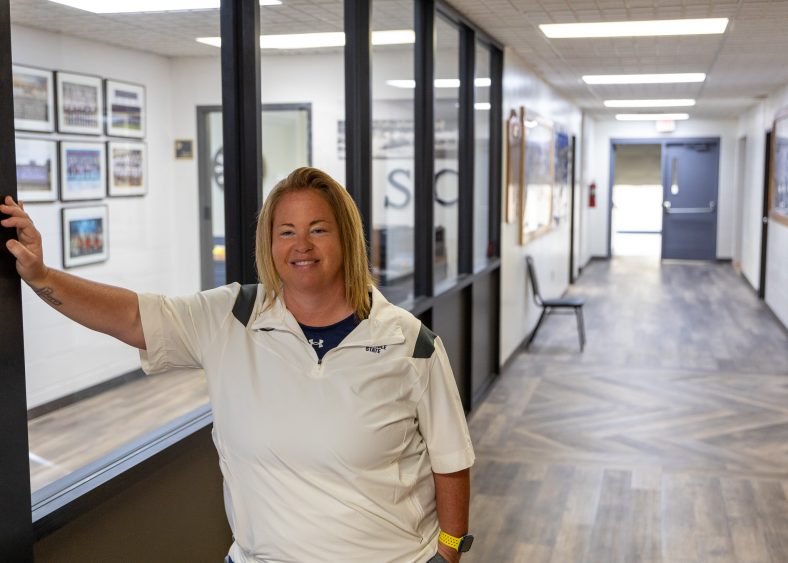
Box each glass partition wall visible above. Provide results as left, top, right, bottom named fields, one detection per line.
left=474, top=41, right=492, bottom=271
left=9, top=0, right=224, bottom=501
left=433, top=14, right=460, bottom=293
left=372, top=0, right=415, bottom=304
left=2, top=0, right=503, bottom=551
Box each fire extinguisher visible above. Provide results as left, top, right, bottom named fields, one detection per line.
left=588, top=181, right=597, bottom=208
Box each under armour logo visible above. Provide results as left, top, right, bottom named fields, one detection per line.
left=309, top=338, right=324, bottom=349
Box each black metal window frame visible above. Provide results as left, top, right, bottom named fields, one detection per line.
left=410, top=0, right=503, bottom=311
left=0, top=0, right=504, bottom=557
left=0, top=3, right=33, bottom=560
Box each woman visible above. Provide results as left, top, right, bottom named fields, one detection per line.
left=1, top=167, right=474, bottom=562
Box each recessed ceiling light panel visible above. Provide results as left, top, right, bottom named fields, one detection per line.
left=583, top=73, right=706, bottom=85
left=49, top=0, right=280, bottom=13
left=198, top=30, right=415, bottom=50
left=384, top=77, right=492, bottom=89
left=540, top=18, right=728, bottom=38
left=616, top=113, right=690, bottom=121
left=604, top=99, right=696, bottom=108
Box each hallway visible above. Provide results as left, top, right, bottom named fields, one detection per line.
left=467, top=258, right=788, bottom=562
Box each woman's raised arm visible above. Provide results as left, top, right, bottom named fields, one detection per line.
left=1, top=196, right=146, bottom=350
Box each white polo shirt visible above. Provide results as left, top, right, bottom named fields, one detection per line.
left=137, top=284, right=475, bottom=563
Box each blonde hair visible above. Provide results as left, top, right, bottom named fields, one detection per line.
left=256, top=167, right=373, bottom=319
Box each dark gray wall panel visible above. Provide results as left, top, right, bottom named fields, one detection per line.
left=34, top=428, right=230, bottom=561
left=431, top=290, right=468, bottom=410
left=471, top=274, right=495, bottom=405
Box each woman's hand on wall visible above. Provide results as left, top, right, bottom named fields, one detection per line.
left=1, top=196, right=49, bottom=288
left=1, top=195, right=145, bottom=349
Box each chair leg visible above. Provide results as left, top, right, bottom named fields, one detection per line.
left=575, top=306, right=586, bottom=351
left=526, top=309, right=547, bottom=349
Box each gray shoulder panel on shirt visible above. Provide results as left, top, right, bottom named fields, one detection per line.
left=232, top=284, right=258, bottom=327
left=413, top=323, right=437, bottom=358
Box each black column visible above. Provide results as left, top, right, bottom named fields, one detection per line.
left=488, top=46, right=503, bottom=259
left=414, top=0, right=435, bottom=297
left=344, top=0, right=372, bottom=246
left=220, top=0, right=262, bottom=285
left=0, top=0, right=34, bottom=559
left=458, top=24, right=475, bottom=275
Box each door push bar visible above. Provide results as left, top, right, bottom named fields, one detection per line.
left=662, top=200, right=716, bottom=214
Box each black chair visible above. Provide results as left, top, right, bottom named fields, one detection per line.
left=525, top=256, right=586, bottom=351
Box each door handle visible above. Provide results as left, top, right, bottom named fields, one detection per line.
left=664, top=205, right=716, bottom=214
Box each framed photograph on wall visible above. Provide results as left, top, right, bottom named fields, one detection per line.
left=12, top=65, right=55, bottom=132
left=108, top=141, right=146, bottom=196
left=105, top=80, right=146, bottom=138
left=15, top=137, right=58, bottom=202
left=553, top=130, right=571, bottom=225
left=521, top=112, right=555, bottom=245
left=61, top=205, right=108, bottom=268
left=56, top=71, right=103, bottom=135
left=60, top=141, right=106, bottom=201
left=771, top=108, right=788, bottom=227
left=505, top=107, right=524, bottom=225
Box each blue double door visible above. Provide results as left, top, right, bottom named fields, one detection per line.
left=660, top=140, right=720, bottom=260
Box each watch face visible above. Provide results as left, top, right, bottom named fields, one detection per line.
left=459, top=535, right=474, bottom=553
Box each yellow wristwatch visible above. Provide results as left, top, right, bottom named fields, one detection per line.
left=438, top=530, right=474, bottom=553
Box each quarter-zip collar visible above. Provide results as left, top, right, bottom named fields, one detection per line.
left=249, top=285, right=405, bottom=348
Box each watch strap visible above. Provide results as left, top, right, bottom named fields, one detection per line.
left=438, top=530, right=462, bottom=551
left=438, top=530, right=474, bottom=552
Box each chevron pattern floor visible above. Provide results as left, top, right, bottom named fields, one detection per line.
left=466, top=257, right=788, bottom=563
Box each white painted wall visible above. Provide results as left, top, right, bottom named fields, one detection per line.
left=11, top=24, right=203, bottom=408
left=499, top=48, right=583, bottom=366
left=583, top=117, right=739, bottom=259
left=738, top=84, right=788, bottom=328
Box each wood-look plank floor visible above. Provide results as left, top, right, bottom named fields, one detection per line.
left=465, top=257, right=788, bottom=563
left=28, top=370, right=208, bottom=492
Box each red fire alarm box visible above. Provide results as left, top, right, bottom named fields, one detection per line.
left=588, top=181, right=597, bottom=208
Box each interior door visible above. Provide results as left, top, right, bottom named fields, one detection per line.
left=661, top=141, right=720, bottom=260
left=198, top=104, right=311, bottom=290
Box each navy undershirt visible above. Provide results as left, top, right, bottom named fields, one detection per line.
left=299, top=313, right=360, bottom=361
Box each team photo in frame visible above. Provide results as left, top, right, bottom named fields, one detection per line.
left=12, top=64, right=55, bottom=133
left=60, top=141, right=106, bottom=201
left=61, top=205, right=108, bottom=269
left=105, top=79, right=146, bottom=138
left=56, top=71, right=103, bottom=135
left=15, top=137, right=58, bottom=203
left=108, top=141, right=147, bottom=197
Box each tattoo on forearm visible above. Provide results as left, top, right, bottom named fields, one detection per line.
left=35, top=287, right=62, bottom=306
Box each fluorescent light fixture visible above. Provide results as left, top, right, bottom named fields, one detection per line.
left=604, top=99, right=696, bottom=108
left=583, top=73, right=705, bottom=85
left=260, top=32, right=345, bottom=49
left=475, top=102, right=491, bottom=110
left=198, top=30, right=415, bottom=50
left=385, top=79, right=416, bottom=88
left=616, top=113, right=690, bottom=121
left=435, top=78, right=460, bottom=88
left=540, top=18, right=728, bottom=38
left=49, top=0, right=280, bottom=13
left=371, top=30, right=416, bottom=45
left=196, top=37, right=222, bottom=48
left=384, top=77, right=492, bottom=89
